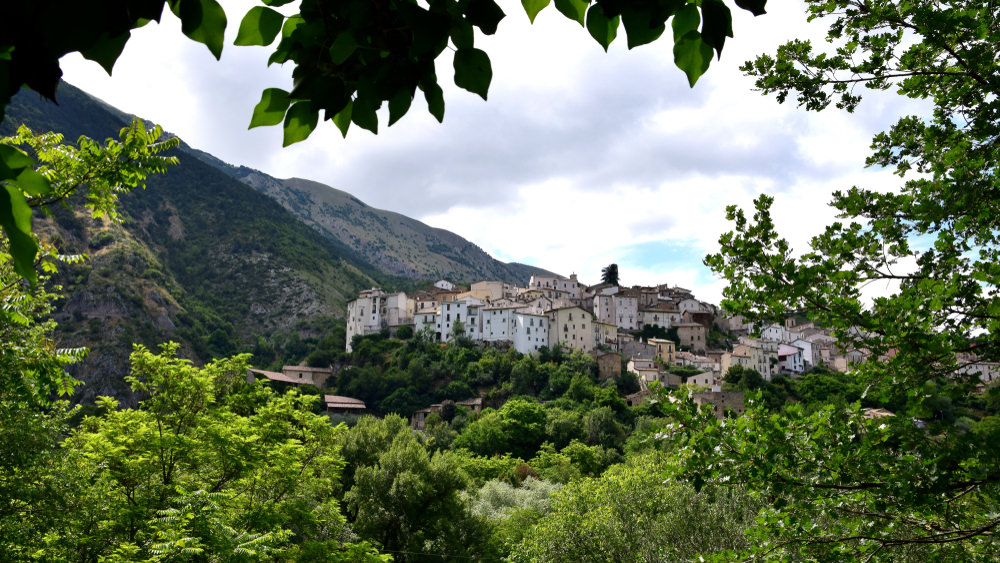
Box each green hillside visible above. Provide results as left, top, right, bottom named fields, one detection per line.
left=3, top=83, right=378, bottom=404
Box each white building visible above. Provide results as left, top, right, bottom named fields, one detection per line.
left=778, top=343, right=806, bottom=375
left=613, top=292, right=639, bottom=331
left=434, top=279, right=456, bottom=291
left=513, top=312, right=549, bottom=354
left=345, top=288, right=411, bottom=352
left=529, top=274, right=584, bottom=301
left=481, top=305, right=524, bottom=342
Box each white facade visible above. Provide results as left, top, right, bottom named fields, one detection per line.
left=639, top=307, right=681, bottom=329
left=438, top=297, right=485, bottom=342
left=529, top=274, right=583, bottom=301
left=594, top=294, right=616, bottom=325
left=345, top=288, right=410, bottom=352
left=677, top=298, right=706, bottom=315
left=481, top=306, right=522, bottom=342
left=513, top=312, right=549, bottom=354
left=434, top=280, right=456, bottom=291
left=778, top=343, right=805, bottom=375
left=415, top=310, right=441, bottom=339
left=762, top=323, right=802, bottom=344
left=614, top=294, right=639, bottom=331
left=791, top=338, right=815, bottom=369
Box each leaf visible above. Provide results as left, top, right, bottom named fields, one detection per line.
left=351, top=95, right=378, bottom=134
left=333, top=100, right=352, bottom=137
left=328, top=32, right=357, bottom=65
left=234, top=6, right=284, bottom=46
left=249, top=88, right=290, bottom=129
left=13, top=167, right=51, bottom=197
left=454, top=48, right=492, bottom=100
left=521, top=0, right=551, bottom=23
left=0, top=145, right=50, bottom=198
left=674, top=30, right=713, bottom=86
left=388, top=88, right=413, bottom=126
left=586, top=4, right=619, bottom=51
left=621, top=7, right=666, bottom=49
left=466, top=0, right=506, bottom=35
left=79, top=32, right=131, bottom=75
left=734, top=0, right=767, bottom=16
left=0, top=184, right=37, bottom=284
left=282, top=102, right=318, bottom=146
left=554, top=0, right=587, bottom=26
left=700, top=0, right=733, bottom=57
left=671, top=5, right=700, bottom=42
left=451, top=19, right=475, bottom=50
left=170, top=0, right=228, bottom=59
left=421, top=80, right=445, bottom=122
left=0, top=144, right=35, bottom=170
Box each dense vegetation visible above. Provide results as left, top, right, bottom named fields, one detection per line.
left=4, top=0, right=1000, bottom=559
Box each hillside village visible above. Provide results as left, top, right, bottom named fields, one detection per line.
left=248, top=272, right=1000, bottom=422
left=347, top=273, right=871, bottom=380
left=336, top=273, right=998, bottom=415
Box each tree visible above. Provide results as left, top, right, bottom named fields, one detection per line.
left=453, top=399, right=548, bottom=459
left=682, top=0, right=1000, bottom=558
left=341, top=415, right=487, bottom=559
left=600, top=263, right=620, bottom=286
left=3, top=343, right=380, bottom=561
left=510, top=453, right=761, bottom=562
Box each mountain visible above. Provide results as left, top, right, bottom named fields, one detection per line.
left=2, top=82, right=552, bottom=404
left=184, top=149, right=551, bottom=284
left=4, top=85, right=377, bottom=403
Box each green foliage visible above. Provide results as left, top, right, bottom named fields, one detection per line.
left=0, top=119, right=176, bottom=403
left=452, top=449, right=529, bottom=487
left=466, top=477, right=560, bottom=520
left=341, top=415, right=487, bottom=559
left=583, top=406, right=626, bottom=450
left=454, top=399, right=548, bottom=459
left=394, top=324, right=413, bottom=340
left=695, top=0, right=1000, bottom=556
left=3, top=343, right=366, bottom=560
left=722, top=364, right=787, bottom=410
left=529, top=440, right=620, bottom=483
left=510, top=453, right=760, bottom=561
left=1, top=0, right=769, bottom=157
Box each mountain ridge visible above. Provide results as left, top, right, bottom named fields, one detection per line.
left=2, top=81, right=553, bottom=404
left=184, top=147, right=554, bottom=284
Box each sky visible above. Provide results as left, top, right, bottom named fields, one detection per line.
left=60, top=0, right=927, bottom=305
